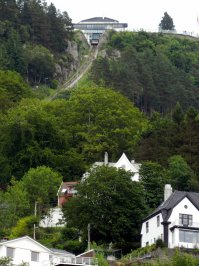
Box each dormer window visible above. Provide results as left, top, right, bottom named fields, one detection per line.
left=179, top=214, right=193, bottom=226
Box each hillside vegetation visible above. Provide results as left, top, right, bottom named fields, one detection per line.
left=2, top=2, right=199, bottom=254
left=90, top=31, right=199, bottom=114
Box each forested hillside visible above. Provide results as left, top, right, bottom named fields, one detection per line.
left=0, top=0, right=88, bottom=87
left=2, top=2, right=199, bottom=254
left=90, top=31, right=199, bottom=114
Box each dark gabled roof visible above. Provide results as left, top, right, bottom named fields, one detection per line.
left=143, top=191, right=199, bottom=222
left=80, top=17, right=119, bottom=23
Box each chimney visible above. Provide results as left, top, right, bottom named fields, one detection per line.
left=164, top=184, right=172, bottom=201
left=104, top=152, right=108, bottom=165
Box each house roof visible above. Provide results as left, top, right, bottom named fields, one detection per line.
left=80, top=17, right=119, bottom=23
left=114, top=153, right=140, bottom=173
left=144, top=190, right=199, bottom=222
left=81, top=153, right=140, bottom=182
left=0, top=236, right=52, bottom=253
left=0, top=236, right=75, bottom=256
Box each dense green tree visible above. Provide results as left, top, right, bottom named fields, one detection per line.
left=135, top=113, right=176, bottom=164
left=20, top=166, right=62, bottom=207
left=159, top=12, right=175, bottom=30
left=140, top=161, right=168, bottom=210
left=10, top=215, right=38, bottom=239
left=6, top=29, right=26, bottom=75
left=25, top=45, right=55, bottom=84
left=65, top=86, right=147, bottom=162
left=172, top=102, right=184, bottom=124
left=91, top=31, right=199, bottom=114
left=64, top=166, right=148, bottom=251
left=167, top=155, right=194, bottom=191
left=0, top=99, right=68, bottom=184
left=0, top=70, right=31, bottom=105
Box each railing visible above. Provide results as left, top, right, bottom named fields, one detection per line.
left=42, top=256, right=98, bottom=266
left=74, top=257, right=98, bottom=265
left=171, top=220, right=199, bottom=228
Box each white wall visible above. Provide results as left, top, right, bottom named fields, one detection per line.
left=168, top=197, right=199, bottom=248
left=0, top=238, right=50, bottom=266
left=39, top=207, right=65, bottom=228
left=141, top=213, right=163, bottom=247
left=0, top=237, right=75, bottom=266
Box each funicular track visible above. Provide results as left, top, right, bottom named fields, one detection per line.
left=49, top=45, right=98, bottom=100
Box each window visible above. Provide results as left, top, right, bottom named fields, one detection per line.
left=179, top=214, right=193, bottom=226
left=6, top=247, right=14, bottom=258
left=31, top=251, right=39, bottom=262
left=146, top=222, right=149, bottom=233
left=179, top=230, right=199, bottom=243
left=157, top=215, right=160, bottom=227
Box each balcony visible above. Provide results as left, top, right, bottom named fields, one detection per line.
left=43, top=256, right=98, bottom=266
left=171, top=220, right=199, bottom=228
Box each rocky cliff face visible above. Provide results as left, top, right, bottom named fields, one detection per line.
left=54, top=31, right=90, bottom=83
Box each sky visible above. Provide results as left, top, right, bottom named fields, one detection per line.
left=45, top=0, right=199, bottom=35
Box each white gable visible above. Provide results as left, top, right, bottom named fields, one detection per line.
left=114, top=153, right=140, bottom=181
left=0, top=236, right=50, bottom=253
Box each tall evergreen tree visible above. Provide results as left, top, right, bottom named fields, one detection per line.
left=159, top=12, right=175, bottom=31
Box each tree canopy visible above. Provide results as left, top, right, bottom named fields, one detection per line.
left=90, top=31, right=199, bottom=114
left=63, top=166, right=148, bottom=252
left=159, top=12, right=175, bottom=30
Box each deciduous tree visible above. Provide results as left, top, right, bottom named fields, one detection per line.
left=64, top=166, right=148, bottom=251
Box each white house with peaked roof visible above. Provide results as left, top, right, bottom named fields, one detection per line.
left=141, top=184, right=199, bottom=249
left=82, top=153, right=141, bottom=182
left=0, top=236, right=75, bottom=266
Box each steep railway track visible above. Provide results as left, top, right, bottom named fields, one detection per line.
left=48, top=45, right=98, bottom=100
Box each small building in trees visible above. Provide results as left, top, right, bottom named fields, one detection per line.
left=57, top=181, right=79, bottom=207
left=82, top=153, right=141, bottom=182
left=73, top=17, right=128, bottom=44
left=141, top=184, right=199, bottom=249
left=39, top=182, right=79, bottom=227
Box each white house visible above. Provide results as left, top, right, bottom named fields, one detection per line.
left=0, top=236, right=75, bottom=266
left=82, top=152, right=141, bottom=182
left=39, top=207, right=65, bottom=228
left=141, top=184, right=199, bottom=249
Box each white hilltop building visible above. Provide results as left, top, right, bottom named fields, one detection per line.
left=82, top=152, right=141, bottom=182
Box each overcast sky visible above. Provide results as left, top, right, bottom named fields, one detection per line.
left=45, top=0, right=199, bottom=34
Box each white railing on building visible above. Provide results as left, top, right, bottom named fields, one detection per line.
left=171, top=220, right=199, bottom=228
left=127, top=28, right=199, bottom=38
left=42, top=256, right=98, bottom=266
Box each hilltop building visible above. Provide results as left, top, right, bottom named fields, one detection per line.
left=141, top=184, right=199, bottom=249
left=73, top=17, right=128, bottom=44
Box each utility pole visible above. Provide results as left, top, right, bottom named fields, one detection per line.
left=87, top=223, right=91, bottom=250
left=34, top=202, right=37, bottom=240
left=34, top=201, right=37, bottom=216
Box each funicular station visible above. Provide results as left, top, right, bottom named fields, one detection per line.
left=73, top=17, right=128, bottom=45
